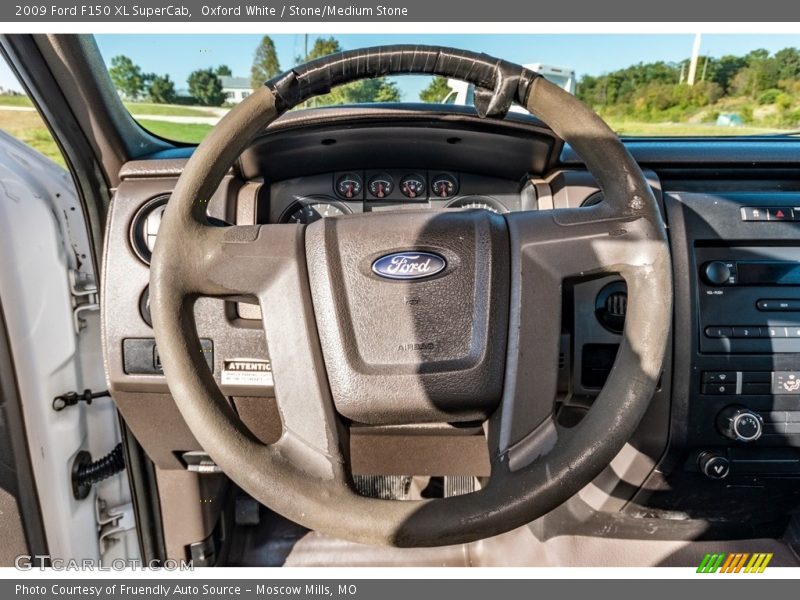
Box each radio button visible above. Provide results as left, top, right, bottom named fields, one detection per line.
left=765, top=326, right=789, bottom=338
left=757, top=299, right=800, bottom=311
left=732, top=326, right=760, bottom=338
left=705, top=326, right=732, bottom=338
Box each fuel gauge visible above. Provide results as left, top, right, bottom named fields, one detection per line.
left=400, top=174, right=425, bottom=199
left=368, top=173, right=394, bottom=199
left=335, top=173, right=363, bottom=199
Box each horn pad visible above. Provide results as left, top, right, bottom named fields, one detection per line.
left=305, top=210, right=509, bottom=425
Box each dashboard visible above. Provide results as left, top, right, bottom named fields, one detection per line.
left=102, top=106, right=800, bottom=538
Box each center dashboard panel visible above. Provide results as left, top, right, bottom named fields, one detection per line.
left=666, top=191, right=800, bottom=484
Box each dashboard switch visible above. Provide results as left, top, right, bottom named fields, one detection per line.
left=698, top=451, right=730, bottom=480
left=740, top=207, right=769, bottom=221
left=702, top=383, right=736, bottom=395
left=717, top=405, right=763, bottom=442
left=772, top=371, right=800, bottom=395
left=702, top=371, right=737, bottom=384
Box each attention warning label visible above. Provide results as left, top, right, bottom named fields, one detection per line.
left=221, top=359, right=273, bottom=387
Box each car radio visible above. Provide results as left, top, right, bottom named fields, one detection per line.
left=697, top=248, right=800, bottom=354
left=701, top=259, right=800, bottom=287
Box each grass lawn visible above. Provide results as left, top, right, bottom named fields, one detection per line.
left=124, top=102, right=219, bottom=117
left=137, top=119, right=213, bottom=143
left=0, top=109, right=65, bottom=167
left=0, top=109, right=211, bottom=165
left=605, top=119, right=790, bottom=137
left=0, top=95, right=34, bottom=108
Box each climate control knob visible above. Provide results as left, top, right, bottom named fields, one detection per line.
left=703, top=261, right=732, bottom=286
left=717, top=405, right=763, bottom=442
left=698, top=451, right=730, bottom=480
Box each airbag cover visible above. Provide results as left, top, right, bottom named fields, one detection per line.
left=305, top=210, right=509, bottom=424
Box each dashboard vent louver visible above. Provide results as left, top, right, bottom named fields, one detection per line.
left=595, top=280, right=628, bottom=334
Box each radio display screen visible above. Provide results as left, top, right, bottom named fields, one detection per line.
left=738, top=262, right=800, bottom=285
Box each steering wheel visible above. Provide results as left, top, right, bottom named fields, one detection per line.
left=150, top=46, right=671, bottom=547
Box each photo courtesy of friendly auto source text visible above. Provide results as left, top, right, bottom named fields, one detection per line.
left=0, top=0, right=799, bottom=595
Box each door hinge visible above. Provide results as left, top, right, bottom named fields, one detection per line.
left=69, top=269, right=99, bottom=333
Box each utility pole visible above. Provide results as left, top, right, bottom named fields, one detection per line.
left=303, top=34, right=309, bottom=108
left=687, top=33, right=702, bottom=86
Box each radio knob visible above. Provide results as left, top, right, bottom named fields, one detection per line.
left=717, top=406, right=763, bottom=442
left=704, top=261, right=732, bottom=285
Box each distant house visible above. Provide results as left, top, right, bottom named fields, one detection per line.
left=220, top=76, right=251, bottom=104
left=175, top=88, right=193, bottom=102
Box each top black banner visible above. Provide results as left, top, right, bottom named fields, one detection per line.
left=5, top=0, right=800, bottom=22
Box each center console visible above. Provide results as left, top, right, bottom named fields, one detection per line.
left=667, top=191, right=800, bottom=481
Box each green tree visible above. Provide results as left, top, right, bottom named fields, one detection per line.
left=187, top=69, right=225, bottom=106
left=731, top=48, right=780, bottom=96
left=419, top=76, right=452, bottom=103
left=216, top=65, right=232, bottom=77
left=305, top=36, right=342, bottom=60
left=109, top=55, right=145, bottom=100
left=707, top=55, right=747, bottom=93
left=250, top=36, right=281, bottom=89
left=775, top=47, right=800, bottom=81
left=300, top=37, right=401, bottom=106
left=147, top=74, right=176, bottom=104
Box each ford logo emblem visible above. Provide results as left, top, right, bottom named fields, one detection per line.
left=371, top=252, right=447, bottom=280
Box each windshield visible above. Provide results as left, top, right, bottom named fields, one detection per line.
left=83, top=33, right=800, bottom=142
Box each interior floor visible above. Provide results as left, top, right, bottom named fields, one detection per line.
left=225, top=509, right=800, bottom=567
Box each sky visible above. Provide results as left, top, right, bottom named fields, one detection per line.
left=2, top=34, right=800, bottom=99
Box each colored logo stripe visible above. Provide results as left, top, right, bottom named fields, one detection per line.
left=697, top=553, right=725, bottom=573
left=744, top=553, right=773, bottom=573
left=697, top=552, right=773, bottom=573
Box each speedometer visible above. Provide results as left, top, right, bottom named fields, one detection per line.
left=445, top=195, right=508, bottom=213
left=280, top=197, right=351, bottom=224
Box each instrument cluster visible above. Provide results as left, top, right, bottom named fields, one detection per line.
left=276, top=170, right=515, bottom=225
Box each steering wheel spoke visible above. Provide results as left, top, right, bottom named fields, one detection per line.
left=491, top=206, right=662, bottom=469
left=182, top=224, right=287, bottom=297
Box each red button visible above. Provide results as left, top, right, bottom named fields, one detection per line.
left=769, top=207, right=792, bottom=220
